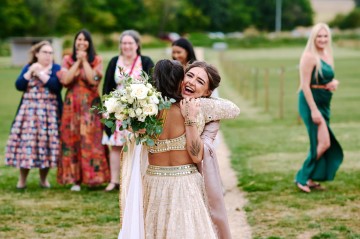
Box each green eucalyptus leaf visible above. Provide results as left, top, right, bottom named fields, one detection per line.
left=146, top=138, right=155, bottom=146
left=105, top=121, right=115, bottom=128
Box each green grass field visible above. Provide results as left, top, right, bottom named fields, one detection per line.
left=0, top=47, right=359, bottom=239
left=209, top=47, right=360, bottom=239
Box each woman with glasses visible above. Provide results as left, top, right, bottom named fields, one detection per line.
left=102, top=30, right=154, bottom=192
left=5, top=40, right=62, bottom=189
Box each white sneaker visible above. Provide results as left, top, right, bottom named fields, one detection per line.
left=70, top=185, right=81, bottom=191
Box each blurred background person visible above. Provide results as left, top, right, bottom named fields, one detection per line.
left=57, top=29, right=109, bottom=191
left=171, top=38, right=197, bottom=67
left=102, top=30, right=154, bottom=192
left=295, top=23, right=343, bottom=193
left=5, top=41, right=62, bottom=189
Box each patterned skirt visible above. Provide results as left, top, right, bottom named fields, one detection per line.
left=143, top=164, right=217, bottom=239
left=5, top=90, right=60, bottom=169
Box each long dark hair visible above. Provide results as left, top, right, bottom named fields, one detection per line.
left=153, top=59, right=183, bottom=102
left=172, top=38, right=197, bottom=64
left=71, top=29, right=96, bottom=63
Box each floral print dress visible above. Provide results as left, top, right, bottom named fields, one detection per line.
left=57, top=55, right=110, bottom=186
left=5, top=65, right=61, bottom=169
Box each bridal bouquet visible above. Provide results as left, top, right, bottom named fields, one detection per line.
left=94, top=68, right=174, bottom=148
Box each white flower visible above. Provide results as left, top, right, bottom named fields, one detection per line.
left=127, top=95, right=134, bottom=104
left=114, top=112, right=126, bottom=121
left=130, top=84, right=149, bottom=100
left=138, top=99, right=147, bottom=107
left=143, top=103, right=158, bottom=116
left=135, top=108, right=142, bottom=116
left=129, top=108, right=136, bottom=118
left=120, top=96, right=127, bottom=102
left=98, top=69, right=174, bottom=147
left=104, top=97, right=119, bottom=114
left=113, top=103, right=125, bottom=115
left=149, top=95, right=159, bottom=104
left=138, top=115, right=146, bottom=122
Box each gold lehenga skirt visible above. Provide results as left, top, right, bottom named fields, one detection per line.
left=143, top=164, right=217, bottom=239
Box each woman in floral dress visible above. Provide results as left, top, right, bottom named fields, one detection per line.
left=5, top=41, right=62, bottom=189
left=57, top=29, right=109, bottom=191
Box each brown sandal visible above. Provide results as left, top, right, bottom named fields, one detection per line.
left=308, top=183, right=325, bottom=190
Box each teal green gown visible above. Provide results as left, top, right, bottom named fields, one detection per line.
left=296, top=60, right=343, bottom=186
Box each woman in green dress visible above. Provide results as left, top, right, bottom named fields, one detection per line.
left=296, top=23, right=343, bottom=193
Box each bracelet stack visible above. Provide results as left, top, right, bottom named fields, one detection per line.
left=184, top=100, right=197, bottom=126
left=184, top=119, right=197, bottom=126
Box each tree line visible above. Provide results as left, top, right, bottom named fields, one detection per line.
left=0, top=0, right=315, bottom=39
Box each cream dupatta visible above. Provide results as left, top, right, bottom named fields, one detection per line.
left=118, top=141, right=148, bottom=239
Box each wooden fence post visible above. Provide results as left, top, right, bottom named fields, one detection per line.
left=253, top=68, right=259, bottom=106
left=279, top=66, right=285, bottom=119
left=264, top=68, right=269, bottom=112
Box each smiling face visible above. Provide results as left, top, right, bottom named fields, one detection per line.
left=172, top=45, right=188, bottom=66
left=75, top=33, right=89, bottom=51
left=35, top=44, right=53, bottom=66
left=181, top=67, right=211, bottom=98
left=120, top=35, right=138, bottom=58
left=315, top=28, right=329, bottom=51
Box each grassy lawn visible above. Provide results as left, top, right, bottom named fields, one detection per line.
left=0, top=49, right=168, bottom=239
left=0, top=47, right=359, bottom=239
left=208, top=47, right=360, bottom=239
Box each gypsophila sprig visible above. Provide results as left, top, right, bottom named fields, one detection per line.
left=92, top=67, right=175, bottom=150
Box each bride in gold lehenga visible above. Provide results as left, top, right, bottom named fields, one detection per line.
left=119, top=60, right=239, bottom=239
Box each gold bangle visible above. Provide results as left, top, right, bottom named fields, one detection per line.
left=184, top=119, right=197, bottom=126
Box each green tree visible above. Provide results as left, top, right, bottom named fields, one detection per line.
left=339, top=8, right=360, bottom=29
left=0, top=0, right=35, bottom=38
left=355, top=0, right=360, bottom=7
left=191, top=0, right=230, bottom=31
left=24, top=0, right=63, bottom=36
left=241, top=0, right=313, bottom=31
left=55, top=0, right=117, bottom=34
left=223, top=0, right=254, bottom=31
left=106, top=0, right=146, bottom=31
left=282, top=0, right=313, bottom=30
left=170, top=0, right=210, bottom=34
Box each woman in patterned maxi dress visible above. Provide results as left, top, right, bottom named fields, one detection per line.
left=57, top=29, right=109, bottom=191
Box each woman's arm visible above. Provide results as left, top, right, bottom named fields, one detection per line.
left=200, top=97, right=240, bottom=123
left=15, top=65, right=32, bottom=91
left=180, top=98, right=204, bottom=163
left=300, top=52, right=322, bottom=124
left=82, top=54, right=103, bottom=86
left=43, top=64, right=62, bottom=93
left=59, top=56, right=81, bottom=86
